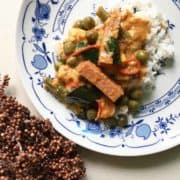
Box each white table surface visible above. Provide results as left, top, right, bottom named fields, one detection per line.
left=0, top=1, right=180, bottom=180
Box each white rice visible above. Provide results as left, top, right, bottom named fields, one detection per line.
left=120, top=0, right=174, bottom=89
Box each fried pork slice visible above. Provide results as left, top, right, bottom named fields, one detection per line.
left=77, top=61, right=124, bottom=102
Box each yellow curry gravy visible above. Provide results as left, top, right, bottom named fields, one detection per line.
left=120, top=10, right=150, bottom=59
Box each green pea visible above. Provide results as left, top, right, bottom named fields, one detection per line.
left=130, top=89, right=143, bottom=100
left=120, top=96, right=129, bottom=105
left=86, top=109, right=97, bottom=120
left=73, top=20, right=84, bottom=29
left=104, top=117, right=118, bottom=128
left=96, top=6, right=109, bottom=22
left=128, top=100, right=140, bottom=113
left=63, top=41, right=76, bottom=55
left=135, top=50, right=149, bottom=64
left=54, top=62, right=62, bottom=71
left=44, top=77, right=53, bottom=92
left=117, top=114, right=128, bottom=127
left=44, top=77, right=52, bottom=87
left=86, top=30, right=98, bottom=44
left=66, top=56, right=78, bottom=67
left=56, top=85, right=69, bottom=97
left=81, top=17, right=95, bottom=30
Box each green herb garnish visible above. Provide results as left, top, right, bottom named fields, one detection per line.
left=106, top=37, right=121, bottom=64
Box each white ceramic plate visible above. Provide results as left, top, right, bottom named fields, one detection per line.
left=16, top=0, right=180, bottom=156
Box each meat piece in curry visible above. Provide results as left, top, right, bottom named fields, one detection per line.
left=77, top=61, right=124, bottom=102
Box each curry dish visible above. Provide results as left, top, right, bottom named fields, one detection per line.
left=44, top=7, right=158, bottom=127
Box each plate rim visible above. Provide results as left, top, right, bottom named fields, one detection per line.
left=15, top=0, right=180, bottom=156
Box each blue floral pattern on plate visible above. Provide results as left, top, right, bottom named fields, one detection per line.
left=17, top=0, right=180, bottom=156
left=172, top=0, right=180, bottom=10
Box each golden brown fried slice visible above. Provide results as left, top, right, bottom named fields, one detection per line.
left=77, top=61, right=124, bottom=102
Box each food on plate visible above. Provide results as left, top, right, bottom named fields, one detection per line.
left=0, top=76, right=85, bottom=179
left=45, top=0, right=174, bottom=127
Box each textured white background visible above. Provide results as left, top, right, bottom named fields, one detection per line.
left=0, top=1, right=180, bottom=179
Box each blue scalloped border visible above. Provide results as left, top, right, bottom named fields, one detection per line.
left=138, top=78, right=180, bottom=117
left=172, top=0, right=180, bottom=10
